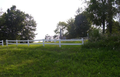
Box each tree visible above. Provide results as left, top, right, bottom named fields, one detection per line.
left=87, top=0, right=120, bottom=34
left=54, top=21, right=67, bottom=37
left=66, top=18, right=77, bottom=38
left=19, top=14, right=36, bottom=40
left=0, top=14, right=6, bottom=40
left=111, top=21, right=120, bottom=33
left=0, top=5, right=36, bottom=40
left=116, top=0, right=120, bottom=24
left=54, top=14, right=90, bottom=39
left=74, top=12, right=90, bottom=37
left=54, top=18, right=77, bottom=39
left=106, top=0, right=119, bottom=34
left=87, top=0, right=107, bottom=34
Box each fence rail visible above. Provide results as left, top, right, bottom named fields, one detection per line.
left=5, top=39, right=84, bottom=47
left=0, top=40, right=3, bottom=46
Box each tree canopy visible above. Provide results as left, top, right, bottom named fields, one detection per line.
left=86, top=0, right=120, bottom=34
left=0, top=5, right=37, bottom=40
left=54, top=0, right=120, bottom=39
left=54, top=12, right=90, bottom=39
left=54, top=21, right=67, bottom=35
left=74, top=12, right=90, bottom=37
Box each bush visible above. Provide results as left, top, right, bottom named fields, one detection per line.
left=88, top=28, right=102, bottom=42
left=83, top=30, right=120, bottom=50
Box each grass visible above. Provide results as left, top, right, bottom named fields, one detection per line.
left=0, top=44, right=120, bottom=77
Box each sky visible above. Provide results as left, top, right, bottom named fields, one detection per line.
left=0, top=0, right=85, bottom=40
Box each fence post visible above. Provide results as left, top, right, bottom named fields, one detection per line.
left=16, top=40, right=18, bottom=46
left=59, top=39, right=61, bottom=47
left=82, top=38, right=84, bottom=45
left=2, top=40, right=3, bottom=46
left=28, top=40, right=29, bottom=46
left=6, top=40, right=8, bottom=46
left=54, top=39, right=56, bottom=42
left=43, top=39, right=44, bottom=47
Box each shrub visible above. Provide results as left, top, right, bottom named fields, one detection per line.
left=88, top=27, right=102, bottom=42
left=83, top=31, right=120, bottom=50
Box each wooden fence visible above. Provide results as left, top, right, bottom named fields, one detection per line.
left=0, top=40, right=3, bottom=46
left=5, top=39, right=84, bottom=47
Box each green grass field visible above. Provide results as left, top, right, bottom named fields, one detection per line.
left=0, top=45, right=120, bottom=77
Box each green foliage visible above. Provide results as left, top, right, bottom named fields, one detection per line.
left=74, top=13, right=91, bottom=37
left=0, top=45, right=120, bottom=77
left=66, top=18, right=77, bottom=38
left=54, top=12, right=91, bottom=39
left=110, top=21, right=120, bottom=33
left=0, top=5, right=36, bottom=40
left=54, top=21, right=67, bottom=35
left=86, top=0, right=120, bottom=34
left=88, top=27, right=102, bottom=42
left=83, top=33, right=120, bottom=50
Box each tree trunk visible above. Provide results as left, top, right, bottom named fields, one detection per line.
left=102, top=18, right=105, bottom=34
left=108, top=0, right=113, bottom=34
left=109, top=22, right=112, bottom=34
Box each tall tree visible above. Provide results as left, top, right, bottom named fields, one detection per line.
left=0, top=5, right=36, bottom=40
left=20, top=14, right=36, bottom=40
left=74, top=12, right=90, bottom=37
left=106, top=0, right=119, bottom=33
left=87, top=0, right=107, bottom=33
left=67, top=18, right=77, bottom=38
left=87, top=0, right=120, bottom=34
left=0, top=14, right=6, bottom=40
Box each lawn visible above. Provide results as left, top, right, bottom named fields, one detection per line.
left=0, top=45, right=120, bottom=77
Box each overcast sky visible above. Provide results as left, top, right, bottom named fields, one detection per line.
left=0, top=0, right=86, bottom=39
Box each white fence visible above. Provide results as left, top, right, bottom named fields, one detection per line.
left=6, top=39, right=84, bottom=47
left=0, top=40, right=3, bottom=46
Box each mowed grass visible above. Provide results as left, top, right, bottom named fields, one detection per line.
left=0, top=45, right=120, bottom=77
